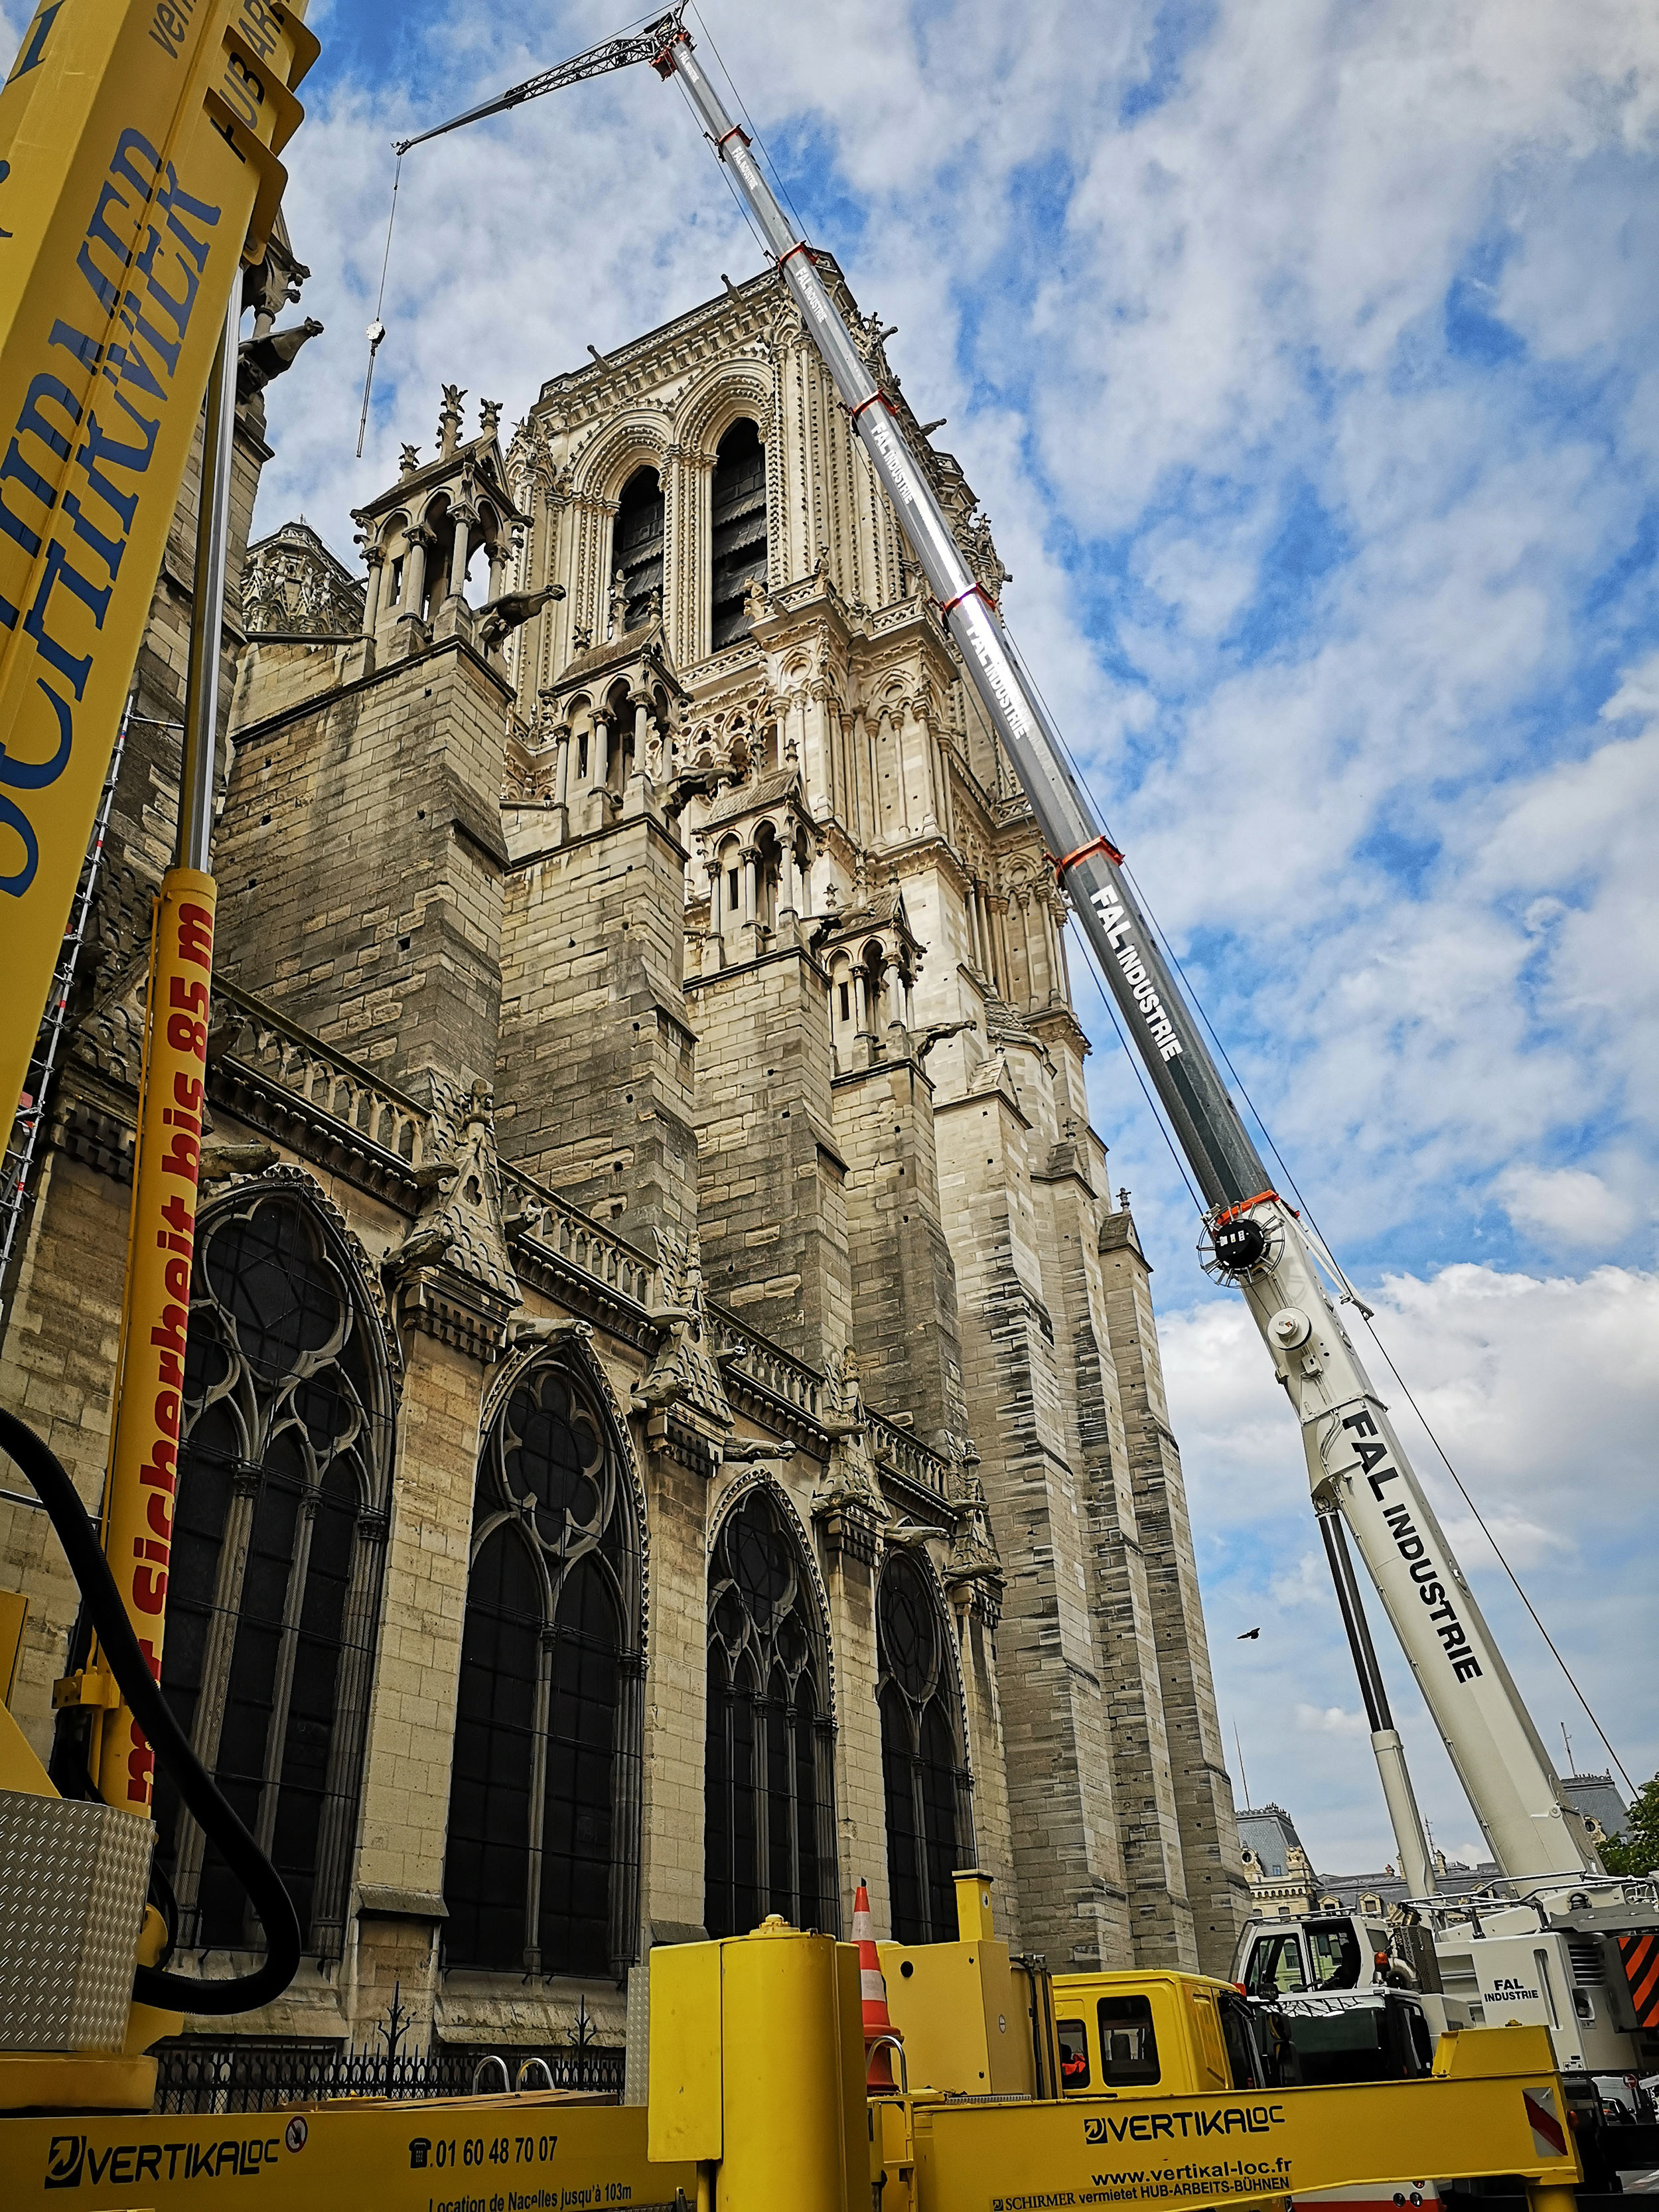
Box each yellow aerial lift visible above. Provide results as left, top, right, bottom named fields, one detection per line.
left=0, top=9, right=1630, bottom=2212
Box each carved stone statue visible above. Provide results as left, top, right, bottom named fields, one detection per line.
left=437, top=383, right=466, bottom=459
left=631, top=1224, right=733, bottom=1432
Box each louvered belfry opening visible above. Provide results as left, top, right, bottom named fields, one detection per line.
left=878, top=1550, right=973, bottom=1945
left=709, top=418, right=767, bottom=651
left=442, top=1355, right=643, bottom=1978
left=614, top=465, right=664, bottom=634
left=703, top=1484, right=838, bottom=1939
left=155, top=1190, right=394, bottom=1963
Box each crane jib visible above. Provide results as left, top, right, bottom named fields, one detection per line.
left=1342, top=1407, right=1484, bottom=1684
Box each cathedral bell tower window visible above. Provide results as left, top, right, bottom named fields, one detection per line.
left=710, top=419, right=767, bottom=652
left=878, top=1551, right=973, bottom=1945
left=614, top=467, right=664, bottom=634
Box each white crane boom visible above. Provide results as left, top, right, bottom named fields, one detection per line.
left=394, top=9, right=1605, bottom=1887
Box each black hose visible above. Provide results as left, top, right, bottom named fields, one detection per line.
left=0, top=1406, right=301, bottom=2013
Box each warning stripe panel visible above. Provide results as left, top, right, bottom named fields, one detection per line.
left=1523, top=2088, right=1566, bottom=2162
left=1619, top=1933, right=1659, bottom=2026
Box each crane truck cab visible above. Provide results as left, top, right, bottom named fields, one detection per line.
left=1048, top=1968, right=1267, bottom=2101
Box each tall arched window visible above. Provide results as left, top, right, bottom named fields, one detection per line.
left=710, top=419, right=766, bottom=652
left=443, top=1355, right=642, bottom=1977
left=156, top=1187, right=394, bottom=1960
left=878, top=1552, right=972, bottom=1944
left=614, top=466, right=664, bottom=634
left=705, top=1485, right=836, bottom=1937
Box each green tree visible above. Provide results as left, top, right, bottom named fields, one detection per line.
left=1601, top=1773, right=1659, bottom=1877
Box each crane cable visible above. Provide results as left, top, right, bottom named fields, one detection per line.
left=355, top=153, right=401, bottom=459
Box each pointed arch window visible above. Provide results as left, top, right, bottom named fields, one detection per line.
left=614, top=466, right=664, bottom=634
left=878, top=1552, right=972, bottom=1944
left=710, top=419, right=766, bottom=652
left=156, top=1189, right=394, bottom=1961
left=705, top=1485, right=837, bottom=1938
left=443, top=1357, right=643, bottom=1977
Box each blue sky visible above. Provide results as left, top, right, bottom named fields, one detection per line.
left=94, top=0, right=1659, bottom=1872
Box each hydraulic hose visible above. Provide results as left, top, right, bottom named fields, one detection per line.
left=0, top=1406, right=302, bottom=2014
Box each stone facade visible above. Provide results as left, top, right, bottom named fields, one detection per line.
left=0, top=253, right=1248, bottom=2084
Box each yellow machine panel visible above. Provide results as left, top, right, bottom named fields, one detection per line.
left=649, top=1920, right=867, bottom=2212
left=880, top=1934, right=1039, bottom=2097
left=911, top=2025, right=1579, bottom=2212
left=879, top=1869, right=1041, bottom=2097
left=3, top=2091, right=694, bottom=2212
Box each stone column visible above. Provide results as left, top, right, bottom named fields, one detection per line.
left=401, top=526, right=432, bottom=617
left=779, top=838, right=798, bottom=922
left=346, top=1321, right=494, bottom=2045
left=362, top=548, right=386, bottom=637
left=592, top=711, right=610, bottom=792
left=487, top=540, right=508, bottom=603
left=703, top=859, right=724, bottom=975
left=447, top=511, right=473, bottom=601
left=853, top=968, right=870, bottom=1033
left=992, top=898, right=1012, bottom=999
left=741, top=846, right=758, bottom=929
left=630, top=688, right=650, bottom=775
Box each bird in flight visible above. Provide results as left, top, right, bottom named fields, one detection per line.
left=1237, top=1627, right=1261, bottom=1640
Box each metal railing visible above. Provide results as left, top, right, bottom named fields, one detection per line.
left=152, top=2035, right=624, bottom=2114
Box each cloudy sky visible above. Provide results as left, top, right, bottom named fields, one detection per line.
left=162, top=0, right=1659, bottom=1872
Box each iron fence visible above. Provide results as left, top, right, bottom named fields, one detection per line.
left=153, top=2035, right=625, bottom=2114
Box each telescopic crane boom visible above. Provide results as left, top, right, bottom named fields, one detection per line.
left=396, top=9, right=1603, bottom=1889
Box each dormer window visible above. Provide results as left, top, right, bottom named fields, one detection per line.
left=615, top=466, right=664, bottom=634
left=711, top=419, right=766, bottom=651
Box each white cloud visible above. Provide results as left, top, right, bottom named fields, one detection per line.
left=1296, top=1704, right=1371, bottom=1739
left=1495, top=1165, right=1638, bottom=1248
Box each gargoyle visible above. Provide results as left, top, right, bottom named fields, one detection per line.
left=721, top=1438, right=797, bottom=1465
left=237, top=317, right=324, bottom=400
left=884, top=1517, right=949, bottom=1550
left=913, top=1016, right=977, bottom=1064
left=508, top=1315, right=593, bottom=1350
left=382, top=1219, right=455, bottom=1278
left=479, top=582, right=565, bottom=650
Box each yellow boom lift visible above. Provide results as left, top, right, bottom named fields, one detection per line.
left=0, top=7, right=1632, bottom=2212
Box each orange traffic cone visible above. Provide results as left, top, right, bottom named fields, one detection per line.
left=853, top=1878, right=901, bottom=2089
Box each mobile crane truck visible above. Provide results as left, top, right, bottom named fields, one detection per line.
left=0, top=7, right=1652, bottom=2211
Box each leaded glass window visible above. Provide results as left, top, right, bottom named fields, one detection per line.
left=443, top=1357, right=642, bottom=1978
left=155, top=1188, right=394, bottom=1961
left=704, top=1484, right=837, bottom=1938
left=878, top=1551, right=971, bottom=1944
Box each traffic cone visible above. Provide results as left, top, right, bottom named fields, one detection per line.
left=853, top=1878, right=901, bottom=2089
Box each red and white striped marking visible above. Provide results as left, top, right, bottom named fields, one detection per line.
left=1524, top=2086, right=1567, bottom=2162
